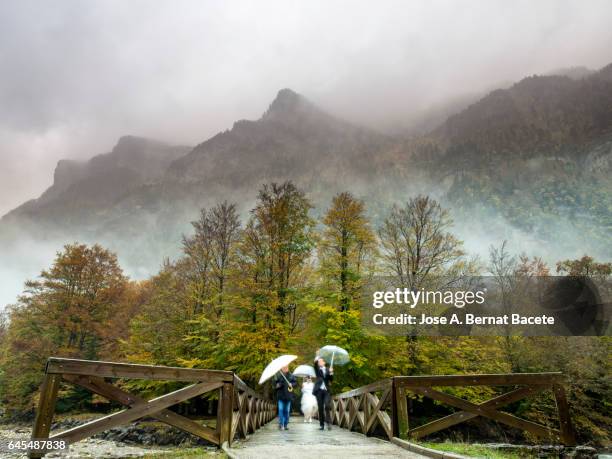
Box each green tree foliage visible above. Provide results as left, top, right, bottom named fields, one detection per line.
left=485, top=246, right=611, bottom=443
left=306, top=193, right=381, bottom=390
left=213, top=182, right=315, bottom=385
left=0, top=188, right=609, bottom=445
left=182, top=201, right=241, bottom=317
left=318, top=192, right=376, bottom=311
left=124, top=260, right=196, bottom=367
left=246, top=181, right=315, bottom=318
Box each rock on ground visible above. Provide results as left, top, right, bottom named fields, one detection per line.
left=0, top=426, right=210, bottom=458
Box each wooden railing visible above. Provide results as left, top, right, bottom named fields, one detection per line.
left=29, top=357, right=274, bottom=458
left=331, top=372, right=575, bottom=446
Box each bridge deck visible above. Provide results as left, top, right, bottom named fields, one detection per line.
left=226, top=417, right=429, bottom=459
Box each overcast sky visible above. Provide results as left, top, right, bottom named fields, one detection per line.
left=1, top=0, right=611, bottom=216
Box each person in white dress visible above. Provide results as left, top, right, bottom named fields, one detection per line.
left=301, top=376, right=318, bottom=423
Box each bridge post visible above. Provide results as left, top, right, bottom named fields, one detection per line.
left=218, top=382, right=234, bottom=446
left=29, top=374, right=61, bottom=458
left=392, top=377, right=409, bottom=439
left=553, top=383, right=576, bottom=446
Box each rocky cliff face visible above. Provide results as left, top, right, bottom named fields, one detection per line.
left=4, top=136, right=190, bottom=222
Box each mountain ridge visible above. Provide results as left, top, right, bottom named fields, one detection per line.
left=1, top=64, right=610, bottom=300
left=166, top=88, right=392, bottom=185
left=433, top=64, right=612, bottom=153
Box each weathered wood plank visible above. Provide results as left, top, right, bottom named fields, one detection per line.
left=377, top=409, right=393, bottom=439
left=553, top=384, right=576, bottom=446
left=50, top=380, right=223, bottom=444
left=335, top=378, right=393, bottom=399
left=46, top=358, right=233, bottom=382
left=236, top=392, right=247, bottom=438
left=233, top=374, right=265, bottom=399
left=231, top=411, right=240, bottom=442
left=29, top=374, right=61, bottom=458
left=347, top=397, right=358, bottom=431
left=393, top=383, right=409, bottom=439
left=219, top=382, right=234, bottom=445
left=395, top=372, right=562, bottom=387
left=356, top=411, right=365, bottom=432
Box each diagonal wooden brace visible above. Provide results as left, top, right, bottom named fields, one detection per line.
left=365, top=389, right=390, bottom=433
left=408, top=386, right=545, bottom=439
left=51, top=380, right=223, bottom=444
left=62, top=374, right=219, bottom=444
left=410, top=386, right=560, bottom=441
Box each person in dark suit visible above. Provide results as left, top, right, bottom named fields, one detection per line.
left=313, top=355, right=334, bottom=430
left=274, top=366, right=297, bottom=430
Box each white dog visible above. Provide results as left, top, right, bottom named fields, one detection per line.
left=301, top=378, right=318, bottom=423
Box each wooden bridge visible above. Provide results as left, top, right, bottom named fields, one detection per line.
left=29, top=358, right=575, bottom=458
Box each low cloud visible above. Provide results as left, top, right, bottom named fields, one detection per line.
left=1, top=0, right=612, bottom=216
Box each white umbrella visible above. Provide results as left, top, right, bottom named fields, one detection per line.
left=319, top=345, right=349, bottom=367
left=258, top=354, right=298, bottom=385
left=292, top=364, right=316, bottom=378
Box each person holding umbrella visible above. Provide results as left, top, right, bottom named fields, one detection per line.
left=258, top=355, right=298, bottom=431
left=313, top=352, right=334, bottom=431
left=274, top=365, right=297, bottom=430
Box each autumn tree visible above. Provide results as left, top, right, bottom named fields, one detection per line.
left=556, top=255, right=612, bottom=279
left=488, top=241, right=524, bottom=372
left=242, top=181, right=314, bottom=323
left=125, top=203, right=241, bottom=392
left=177, top=203, right=242, bottom=373
left=123, top=260, right=195, bottom=366
left=182, top=201, right=241, bottom=316
left=0, top=243, right=129, bottom=413
left=215, top=182, right=315, bottom=386
left=306, top=192, right=380, bottom=390
left=0, top=312, right=6, bottom=350
left=516, top=254, right=550, bottom=277
left=319, top=192, right=376, bottom=311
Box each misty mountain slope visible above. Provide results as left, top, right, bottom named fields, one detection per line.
left=417, top=65, right=612, bottom=259
left=3, top=136, right=191, bottom=224
left=167, top=88, right=394, bottom=188
left=0, top=89, right=398, bottom=245
left=546, top=66, right=596, bottom=80
left=0, top=90, right=403, bottom=306
left=434, top=64, right=612, bottom=153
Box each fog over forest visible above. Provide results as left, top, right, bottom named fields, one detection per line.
left=1, top=0, right=612, bottom=309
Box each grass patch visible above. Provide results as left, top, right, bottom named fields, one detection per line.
left=418, top=441, right=529, bottom=459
